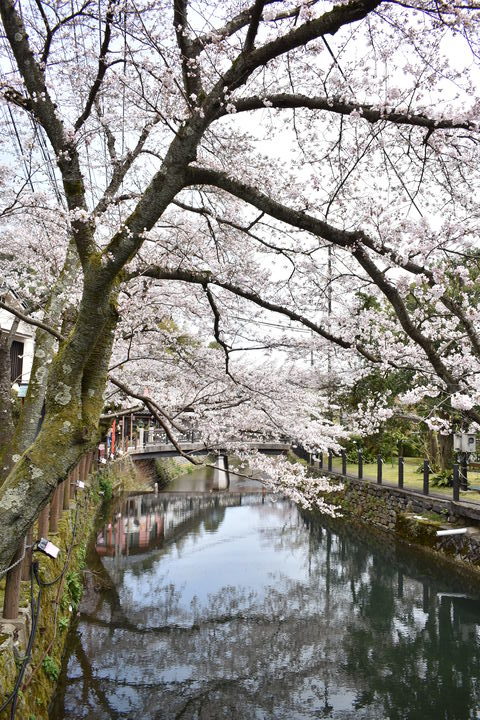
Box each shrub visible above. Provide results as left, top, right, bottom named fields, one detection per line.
left=98, top=471, right=113, bottom=501
left=431, top=470, right=453, bottom=487
left=42, top=656, right=60, bottom=682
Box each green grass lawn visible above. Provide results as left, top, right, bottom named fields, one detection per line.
left=329, top=456, right=480, bottom=504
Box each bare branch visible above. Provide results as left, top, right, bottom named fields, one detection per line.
left=0, top=301, right=64, bottom=341
left=204, top=284, right=232, bottom=375
left=74, top=0, right=118, bottom=132
left=244, top=0, right=266, bottom=52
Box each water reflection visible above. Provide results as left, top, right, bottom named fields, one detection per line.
left=165, top=456, right=264, bottom=494
left=51, top=491, right=480, bottom=720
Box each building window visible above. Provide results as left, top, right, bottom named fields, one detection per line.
left=10, top=340, right=24, bottom=382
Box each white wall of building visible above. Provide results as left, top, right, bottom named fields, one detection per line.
left=0, top=307, right=36, bottom=384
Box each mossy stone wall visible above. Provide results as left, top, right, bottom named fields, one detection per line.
left=321, top=474, right=480, bottom=570
left=0, top=479, right=101, bottom=720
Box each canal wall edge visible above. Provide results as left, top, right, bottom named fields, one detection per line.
left=0, top=457, right=138, bottom=720
left=320, top=472, right=480, bottom=569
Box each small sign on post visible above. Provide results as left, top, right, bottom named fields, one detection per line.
left=453, top=433, right=476, bottom=453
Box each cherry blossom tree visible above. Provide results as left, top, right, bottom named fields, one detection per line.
left=0, top=0, right=480, bottom=574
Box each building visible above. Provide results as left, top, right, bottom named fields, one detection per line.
left=0, top=289, right=35, bottom=389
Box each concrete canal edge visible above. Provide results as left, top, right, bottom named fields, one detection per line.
left=0, top=455, right=144, bottom=720
left=318, top=470, right=480, bottom=571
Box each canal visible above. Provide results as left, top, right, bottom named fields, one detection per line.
left=50, top=467, right=480, bottom=719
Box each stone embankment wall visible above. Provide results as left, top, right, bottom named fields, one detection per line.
left=0, top=455, right=142, bottom=720
left=0, top=492, right=95, bottom=720
left=320, top=473, right=480, bottom=569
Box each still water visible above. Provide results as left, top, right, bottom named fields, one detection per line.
left=50, top=471, right=480, bottom=720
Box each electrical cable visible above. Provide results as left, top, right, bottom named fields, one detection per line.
left=20, top=481, right=91, bottom=693
left=0, top=478, right=87, bottom=713
left=32, top=495, right=82, bottom=588
left=0, top=561, right=42, bottom=719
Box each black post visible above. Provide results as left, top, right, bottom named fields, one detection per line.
left=423, top=459, right=429, bottom=496
left=341, top=450, right=347, bottom=476
left=328, top=450, right=333, bottom=472
left=358, top=450, right=363, bottom=480
left=460, top=453, right=468, bottom=491
left=377, top=455, right=383, bottom=485
left=453, top=463, right=460, bottom=502
left=398, top=456, right=404, bottom=489
left=319, top=452, right=323, bottom=470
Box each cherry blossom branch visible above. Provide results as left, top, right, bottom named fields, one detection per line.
left=101, top=0, right=382, bottom=278
left=184, top=165, right=480, bottom=419
left=172, top=198, right=306, bottom=261
left=94, top=119, right=160, bottom=216
left=218, top=0, right=382, bottom=96
left=351, top=245, right=461, bottom=392
left=0, top=0, right=94, bottom=263
left=232, top=93, right=477, bottom=132
left=191, top=1, right=321, bottom=56
left=38, top=0, right=92, bottom=66
left=203, top=284, right=232, bottom=376
left=109, top=375, right=203, bottom=464
left=130, top=265, right=380, bottom=363
left=101, top=404, right=144, bottom=420
left=74, top=0, right=118, bottom=132
left=173, top=0, right=203, bottom=99
left=244, top=0, right=266, bottom=52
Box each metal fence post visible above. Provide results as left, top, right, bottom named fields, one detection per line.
left=460, top=453, right=468, bottom=491
left=38, top=504, right=50, bottom=538
left=358, top=450, right=363, bottom=480
left=453, top=464, right=460, bottom=502
left=328, top=450, right=333, bottom=472
left=341, top=450, right=347, bottom=476
left=377, top=455, right=383, bottom=484
left=21, top=527, right=33, bottom=581
left=2, top=542, right=23, bottom=619
left=423, top=459, right=429, bottom=496
left=49, top=486, right=60, bottom=533
left=398, top=457, right=404, bottom=489
left=63, top=475, right=70, bottom=511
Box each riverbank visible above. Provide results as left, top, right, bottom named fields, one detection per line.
left=49, top=486, right=480, bottom=720
left=0, top=455, right=146, bottom=720
left=317, top=469, right=480, bottom=575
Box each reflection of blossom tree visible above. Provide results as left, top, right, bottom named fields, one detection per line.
left=55, top=502, right=480, bottom=720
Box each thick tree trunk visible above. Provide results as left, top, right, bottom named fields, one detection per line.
left=0, top=334, right=14, bottom=459
left=9, top=240, right=80, bottom=458
left=425, top=430, right=453, bottom=472
left=0, top=271, right=118, bottom=574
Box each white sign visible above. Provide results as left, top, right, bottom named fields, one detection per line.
left=453, top=433, right=476, bottom=453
